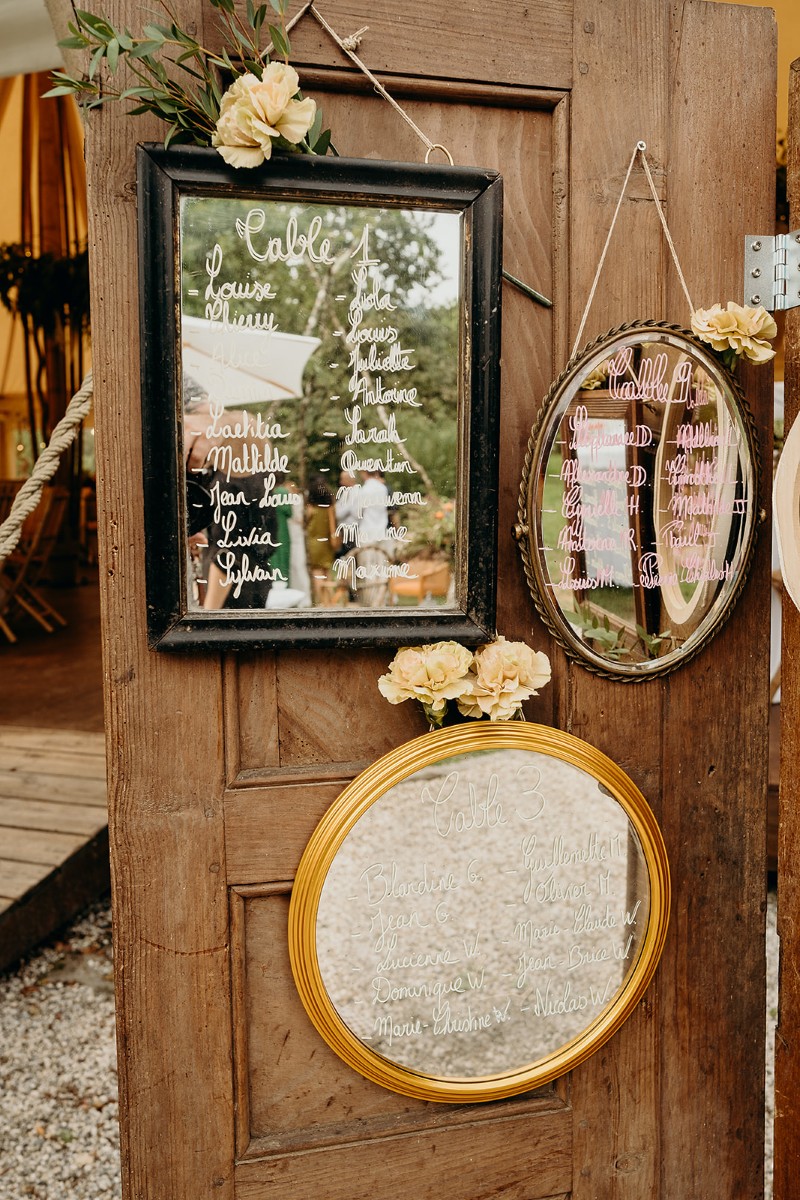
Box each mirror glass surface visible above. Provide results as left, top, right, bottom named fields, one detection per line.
left=316, top=745, right=650, bottom=1078
left=178, top=196, right=463, bottom=614
left=520, top=327, right=757, bottom=676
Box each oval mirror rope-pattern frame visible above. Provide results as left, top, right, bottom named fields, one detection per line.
left=515, top=322, right=760, bottom=680
left=289, top=722, right=670, bottom=1103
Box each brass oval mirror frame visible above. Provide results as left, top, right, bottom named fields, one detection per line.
left=516, top=321, right=760, bottom=681
left=288, top=722, right=670, bottom=1104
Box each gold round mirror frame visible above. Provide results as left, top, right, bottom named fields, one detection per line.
left=288, top=721, right=671, bottom=1104
left=515, top=321, right=761, bottom=681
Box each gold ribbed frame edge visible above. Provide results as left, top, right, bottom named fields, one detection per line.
left=288, top=722, right=670, bottom=1103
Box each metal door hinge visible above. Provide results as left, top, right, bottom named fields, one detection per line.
left=743, top=231, right=800, bottom=311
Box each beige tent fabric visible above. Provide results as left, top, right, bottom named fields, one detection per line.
left=0, top=0, right=63, bottom=80
left=0, top=72, right=88, bottom=474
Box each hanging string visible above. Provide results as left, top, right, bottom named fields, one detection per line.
left=571, top=141, right=695, bottom=358
left=638, top=149, right=695, bottom=317
left=292, top=4, right=455, bottom=166
left=0, top=371, right=93, bottom=563
left=285, top=5, right=551, bottom=305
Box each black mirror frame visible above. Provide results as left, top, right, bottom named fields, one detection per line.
left=137, top=144, right=503, bottom=650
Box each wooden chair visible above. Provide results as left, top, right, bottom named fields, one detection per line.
left=0, top=487, right=69, bottom=642
left=389, top=557, right=451, bottom=605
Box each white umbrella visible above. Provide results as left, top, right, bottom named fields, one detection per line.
left=181, top=314, right=321, bottom=407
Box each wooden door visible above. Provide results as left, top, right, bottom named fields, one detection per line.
left=61, top=0, right=775, bottom=1195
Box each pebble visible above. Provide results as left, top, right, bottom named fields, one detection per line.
left=0, top=903, right=120, bottom=1199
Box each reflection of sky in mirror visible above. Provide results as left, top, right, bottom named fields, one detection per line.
left=405, top=211, right=461, bottom=308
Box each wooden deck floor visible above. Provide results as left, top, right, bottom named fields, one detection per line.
left=0, top=578, right=107, bottom=971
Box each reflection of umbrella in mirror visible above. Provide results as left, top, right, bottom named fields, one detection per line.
left=181, top=314, right=320, bottom=406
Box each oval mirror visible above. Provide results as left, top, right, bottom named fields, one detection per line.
left=516, top=323, right=759, bottom=678
left=289, top=722, right=670, bottom=1103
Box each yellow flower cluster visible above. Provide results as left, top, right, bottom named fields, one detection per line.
left=690, top=301, right=777, bottom=365
left=377, top=642, right=474, bottom=715
left=212, top=63, right=316, bottom=168
left=580, top=361, right=609, bottom=390
left=378, top=636, right=551, bottom=724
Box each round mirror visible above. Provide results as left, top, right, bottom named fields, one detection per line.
left=289, top=723, right=670, bottom=1103
left=516, top=323, right=759, bottom=678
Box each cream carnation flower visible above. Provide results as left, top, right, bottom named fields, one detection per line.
left=691, top=301, right=777, bottom=365
left=580, top=360, right=609, bottom=390
left=457, top=636, right=551, bottom=721
left=212, top=65, right=317, bottom=168
left=377, top=641, right=474, bottom=718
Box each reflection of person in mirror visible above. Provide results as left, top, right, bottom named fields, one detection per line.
left=305, top=474, right=343, bottom=605
left=268, top=474, right=312, bottom=607
left=358, top=469, right=390, bottom=545
left=183, top=397, right=280, bottom=610
left=335, top=469, right=360, bottom=601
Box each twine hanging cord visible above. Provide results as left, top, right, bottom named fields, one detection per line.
left=300, top=3, right=454, bottom=165
left=292, top=5, right=550, bottom=305
left=571, top=141, right=695, bottom=357
left=0, top=371, right=93, bottom=564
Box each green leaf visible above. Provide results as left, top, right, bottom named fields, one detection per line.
left=254, top=5, right=268, bottom=33
left=142, top=24, right=168, bottom=42
left=163, top=121, right=181, bottom=149
left=246, top=0, right=255, bottom=26
left=117, top=29, right=134, bottom=51
left=311, top=127, right=332, bottom=156
left=58, top=35, right=90, bottom=50
left=268, top=23, right=288, bottom=57
left=42, top=84, right=80, bottom=98
left=75, top=9, right=114, bottom=38
left=106, top=38, right=120, bottom=72
left=269, top=0, right=285, bottom=13
left=196, top=88, right=217, bottom=118
left=87, top=44, right=105, bottom=80
left=307, top=107, right=322, bottom=146
left=119, top=86, right=158, bottom=100
left=128, top=41, right=165, bottom=59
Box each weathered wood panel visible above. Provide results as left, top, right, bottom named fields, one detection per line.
left=659, top=6, right=774, bottom=1197
left=45, top=0, right=777, bottom=1195
left=224, top=780, right=354, bottom=883
left=0, top=797, right=106, bottom=837
left=0, top=726, right=110, bottom=969
left=281, top=0, right=574, bottom=92
left=775, top=53, right=800, bottom=1200
left=48, top=0, right=239, bottom=1192
left=566, top=4, right=670, bottom=1195
left=0, top=829, right=110, bottom=971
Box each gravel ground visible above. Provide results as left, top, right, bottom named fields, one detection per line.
left=0, top=891, right=779, bottom=1198
left=0, top=903, right=120, bottom=1200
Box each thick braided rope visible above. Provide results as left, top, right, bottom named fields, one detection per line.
left=0, top=370, right=94, bottom=563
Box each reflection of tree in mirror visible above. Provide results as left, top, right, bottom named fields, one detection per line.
left=179, top=195, right=466, bottom=611
left=181, top=198, right=458, bottom=496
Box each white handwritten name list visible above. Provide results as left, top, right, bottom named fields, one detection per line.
left=545, top=345, right=750, bottom=616
left=182, top=201, right=449, bottom=608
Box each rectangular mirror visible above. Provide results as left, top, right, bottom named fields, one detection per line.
left=137, top=146, right=502, bottom=649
